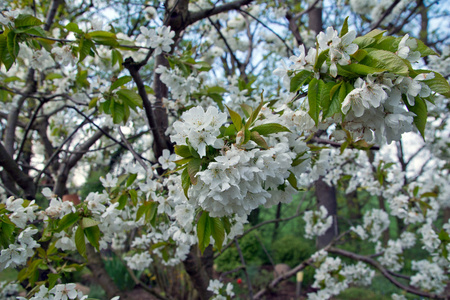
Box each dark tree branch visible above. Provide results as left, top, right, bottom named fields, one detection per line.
left=187, top=0, right=254, bottom=27
left=370, top=0, right=402, bottom=31
left=0, top=141, right=35, bottom=198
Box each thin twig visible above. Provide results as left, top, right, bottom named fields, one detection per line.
left=118, top=127, right=149, bottom=172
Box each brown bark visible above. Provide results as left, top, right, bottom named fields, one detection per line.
left=315, top=177, right=338, bottom=249
left=182, top=246, right=214, bottom=300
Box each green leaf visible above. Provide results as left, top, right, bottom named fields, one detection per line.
left=208, top=93, right=225, bottom=112
left=240, top=103, right=253, bottom=118
left=128, top=189, right=138, bottom=206
left=14, top=14, right=44, bottom=27
left=210, top=217, right=225, bottom=251
left=80, top=217, right=100, bottom=229
left=65, top=22, right=83, bottom=34
left=364, top=29, right=387, bottom=39
left=0, top=33, right=15, bottom=70
left=405, top=96, right=427, bottom=138
left=7, top=31, right=19, bottom=59
left=187, top=158, right=202, bottom=185
left=222, top=217, right=231, bottom=235
left=251, top=123, right=291, bottom=136
left=250, top=131, right=269, bottom=149
left=287, top=171, right=298, bottom=190
left=89, top=31, right=119, bottom=46
left=308, top=78, right=320, bottom=125
left=117, top=194, right=128, bottom=210
left=341, top=63, right=386, bottom=75
left=322, top=82, right=342, bottom=118
left=353, top=36, right=376, bottom=49
left=111, top=49, right=123, bottom=68
left=78, top=37, right=94, bottom=62
left=421, top=71, right=450, bottom=98
left=246, top=99, right=264, bottom=129
left=197, top=211, right=211, bottom=254
left=175, top=145, right=192, bottom=158
left=111, top=100, right=125, bottom=124
left=373, top=36, right=399, bottom=52
left=290, top=70, right=313, bottom=92
left=48, top=274, right=61, bottom=290
left=352, top=49, right=368, bottom=62
left=84, top=225, right=101, bottom=251
left=110, top=76, right=132, bottom=91
left=75, top=226, right=87, bottom=259
left=126, top=173, right=138, bottom=187
left=226, top=105, right=242, bottom=131
left=223, top=124, right=237, bottom=137
left=340, top=17, right=349, bottom=37
left=416, top=39, right=438, bottom=57
left=314, top=48, right=329, bottom=71
left=56, top=212, right=79, bottom=233
left=360, top=49, right=409, bottom=76
left=136, top=203, right=151, bottom=222
left=116, top=89, right=143, bottom=110
left=181, top=168, right=191, bottom=198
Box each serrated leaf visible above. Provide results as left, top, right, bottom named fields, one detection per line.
left=221, top=217, right=231, bottom=235
left=223, top=124, right=237, bottom=137
left=80, top=217, right=100, bottom=229
left=187, top=158, right=202, bottom=185
left=211, top=217, right=225, bottom=251
left=84, top=225, right=101, bottom=251
left=251, top=123, right=291, bottom=136
left=111, top=100, right=125, bottom=124
left=7, top=31, right=19, bottom=59
left=56, top=212, right=79, bottom=233
left=352, top=49, right=368, bottom=62
left=250, top=131, right=269, bottom=149
left=111, top=49, right=123, bottom=68
left=308, top=78, right=320, bottom=125
left=290, top=70, right=313, bottom=92
left=226, top=105, right=242, bottom=131
left=360, top=49, right=409, bottom=76
left=421, top=71, right=450, bottom=98
left=78, top=37, right=94, bottom=62
left=0, top=33, right=14, bottom=70
left=110, top=76, right=132, bottom=91
left=416, top=39, right=438, bottom=57
left=208, top=93, right=225, bottom=111
left=75, top=226, right=86, bottom=259
left=364, top=29, right=387, bottom=39
left=128, top=189, right=138, bottom=206
left=197, top=211, right=211, bottom=254
left=116, top=89, right=143, bottom=110
left=322, top=82, right=342, bottom=118
left=373, top=36, right=399, bottom=53
left=14, top=14, right=44, bottom=27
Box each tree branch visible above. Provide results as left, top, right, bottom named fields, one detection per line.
left=188, top=0, right=255, bottom=26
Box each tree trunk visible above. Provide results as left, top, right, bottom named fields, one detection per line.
left=315, top=177, right=338, bottom=249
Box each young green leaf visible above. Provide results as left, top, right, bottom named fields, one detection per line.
left=405, top=96, right=427, bottom=138
left=84, top=225, right=101, bottom=251
left=210, top=217, right=225, bottom=251
left=187, top=158, right=202, bottom=185
left=251, top=123, right=291, bottom=136
left=308, top=78, right=320, bottom=125
left=197, top=211, right=211, bottom=254
left=15, top=14, right=44, bottom=27
left=74, top=225, right=87, bottom=259
left=110, top=76, right=132, bottom=91
left=226, top=105, right=242, bottom=131
left=340, top=16, right=349, bottom=37
left=56, top=212, right=79, bottom=233
left=360, top=49, right=409, bottom=76
left=290, top=70, right=313, bottom=92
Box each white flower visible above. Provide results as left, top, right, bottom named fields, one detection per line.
left=207, top=279, right=223, bottom=295
left=99, top=173, right=118, bottom=188
left=51, top=283, right=78, bottom=300
left=52, top=45, right=77, bottom=66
